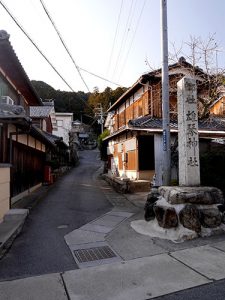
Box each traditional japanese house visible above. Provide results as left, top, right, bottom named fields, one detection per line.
left=0, top=30, right=67, bottom=219
left=104, top=58, right=225, bottom=188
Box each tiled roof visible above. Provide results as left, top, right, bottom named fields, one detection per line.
left=30, top=106, right=53, bottom=118
left=0, top=30, right=42, bottom=106
left=108, top=58, right=207, bottom=112
left=31, top=126, right=68, bottom=149
left=128, top=115, right=225, bottom=132
left=42, top=131, right=68, bottom=148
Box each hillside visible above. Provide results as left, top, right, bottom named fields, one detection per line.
left=31, top=80, right=128, bottom=126
left=31, top=80, right=89, bottom=120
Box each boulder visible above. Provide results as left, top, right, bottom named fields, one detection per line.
left=200, top=208, right=222, bottom=228
left=218, top=204, right=225, bottom=213
left=154, top=205, right=178, bottom=229
left=158, top=186, right=224, bottom=205
left=179, top=205, right=201, bottom=233
left=146, top=188, right=159, bottom=204
left=144, top=202, right=155, bottom=221
left=144, top=188, right=159, bottom=221
left=222, top=212, right=225, bottom=224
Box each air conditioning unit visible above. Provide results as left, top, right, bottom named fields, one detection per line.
left=1, top=96, right=14, bottom=105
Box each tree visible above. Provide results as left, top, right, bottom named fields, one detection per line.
left=31, top=80, right=90, bottom=121
left=97, top=129, right=110, bottom=160
left=169, top=34, right=225, bottom=118
left=87, top=86, right=127, bottom=111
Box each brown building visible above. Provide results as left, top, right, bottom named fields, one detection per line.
left=104, top=58, right=225, bottom=187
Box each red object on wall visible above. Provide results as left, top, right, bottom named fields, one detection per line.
left=44, top=166, right=51, bottom=184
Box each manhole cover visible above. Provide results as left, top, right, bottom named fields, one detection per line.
left=74, top=246, right=116, bottom=263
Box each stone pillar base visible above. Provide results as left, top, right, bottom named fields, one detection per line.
left=144, top=186, right=225, bottom=240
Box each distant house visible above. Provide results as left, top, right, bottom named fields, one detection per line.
left=210, top=96, right=225, bottom=116
left=30, top=105, right=54, bottom=133
left=104, top=58, right=225, bottom=187
left=0, top=30, right=68, bottom=219
left=53, top=112, right=73, bottom=146
left=30, top=102, right=70, bottom=171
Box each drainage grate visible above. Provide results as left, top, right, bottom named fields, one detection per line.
left=74, top=246, right=117, bottom=263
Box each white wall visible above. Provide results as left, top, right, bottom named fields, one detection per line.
left=53, top=113, right=73, bottom=145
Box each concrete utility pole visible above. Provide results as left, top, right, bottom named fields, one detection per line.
left=95, top=104, right=105, bottom=133
left=161, top=0, right=171, bottom=185
left=100, top=104, right=104, bottom=134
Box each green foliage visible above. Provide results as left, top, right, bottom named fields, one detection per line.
left=97, top=129, right=110, bottom=160
left=31, top=80, right=89, bottom=121
left=87, top=86, right=127, bottom=112
left=32, top=81, right=127, bottom=126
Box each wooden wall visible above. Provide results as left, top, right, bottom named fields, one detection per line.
left=11, top=141, right=45, bottom=197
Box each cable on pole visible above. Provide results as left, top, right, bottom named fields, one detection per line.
left=79, top=67, right=122, bottom=87
left=106, top=0, right=124, bottom=77
left=118, top=0, right=147, bottom=81
left=0, top=0, right=94, bottom=111
left=111, top=0, right=134, bottom=79
left=39, top=0, right=90, bottom=93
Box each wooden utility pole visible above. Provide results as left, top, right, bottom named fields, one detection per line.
left=161, top=0, right=171, bottom=185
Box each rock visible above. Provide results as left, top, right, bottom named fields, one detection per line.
left=222, top=212, right=225, bottom=224
left=179, top=205, right=201, bottom=233
left=144, top=188, right=160, bottom=221
left=218, top=204, right=225, bottom=213
left=144, top=203, right=155, bottom=221
left=200, top=208, right=222, bottom=228
left=146, top=188, right=159, bottom=204
left=158, top=186, right=224, bottom=205
left=153, top=205, right=178, bottom=228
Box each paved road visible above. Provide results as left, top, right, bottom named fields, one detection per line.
left=0, top=150, right=112, bottom=281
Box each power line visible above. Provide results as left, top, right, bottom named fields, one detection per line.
left=0, top=0, right=124, bottom=105
left=106, top=0, right=124, bottom=77
left=117, top=0, right=147, bottom=81
left=39, top=0, right=123, bottom=89
left=0, top=0, right=94, bottom=113
left=111, top=0, right=135, bottom=79
left=39, top=0, right=90, bottom=93
left=80, top=67, right=122, bottom=87
left=0, top=0, right=76, bottom=93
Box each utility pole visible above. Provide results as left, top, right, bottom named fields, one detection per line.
left=161, top=0, right=171, bottom=185
left=100, top=104, right=104, bottom=134
left=95, top=103, right=105, bottom=134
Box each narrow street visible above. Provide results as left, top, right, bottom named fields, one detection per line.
left=0, top=150, right=112, bottom=281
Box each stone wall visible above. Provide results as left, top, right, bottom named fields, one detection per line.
left=0, top=165, right=10, bottom=220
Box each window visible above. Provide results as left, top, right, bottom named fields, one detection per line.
left=57, top=120, right=63, bottom=127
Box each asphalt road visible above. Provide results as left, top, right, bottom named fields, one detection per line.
left=0, top=150, right=112, bottom=281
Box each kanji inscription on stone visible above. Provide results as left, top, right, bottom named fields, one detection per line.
left=177, top=77, right=200, bottom=186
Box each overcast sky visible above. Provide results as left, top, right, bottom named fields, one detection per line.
left=0, top=0, right=224, bottom=92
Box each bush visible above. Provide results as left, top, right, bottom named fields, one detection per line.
left=97, top=129, right=109, bottom=160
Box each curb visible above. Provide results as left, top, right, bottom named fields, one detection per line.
left=0, top=209, right=29, bottom=259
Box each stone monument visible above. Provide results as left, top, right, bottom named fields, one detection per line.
left=142, top=77, right=225, bottom=241
left=178, top=77, right=200, bottom=186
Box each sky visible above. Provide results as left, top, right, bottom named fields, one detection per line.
left=0, top=0, right=224, bottom=93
